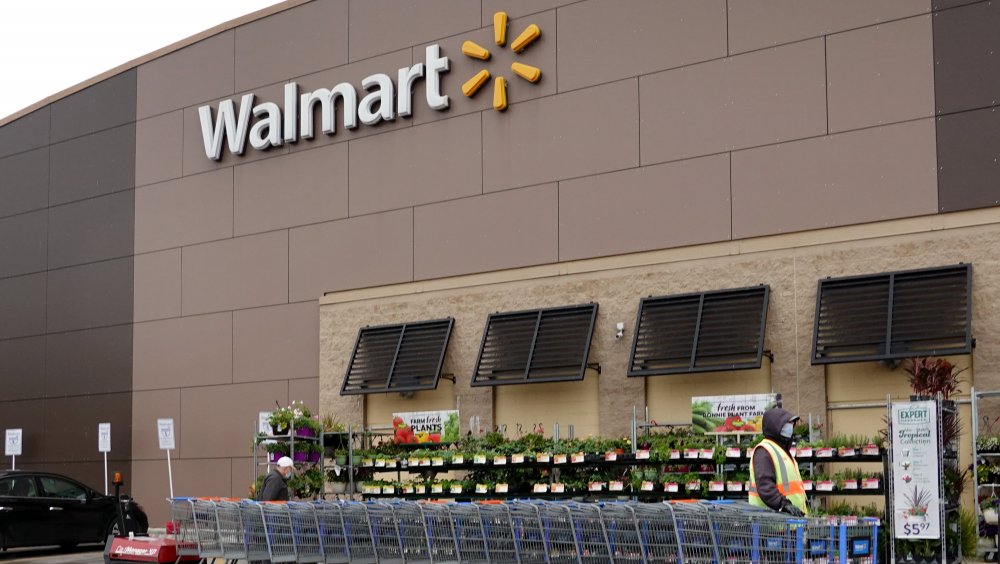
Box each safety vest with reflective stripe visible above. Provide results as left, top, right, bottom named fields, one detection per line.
left=748, top=438, right=808, bottom=515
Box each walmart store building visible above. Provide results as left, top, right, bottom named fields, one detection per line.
left=1, top=0, right=999, bottom=524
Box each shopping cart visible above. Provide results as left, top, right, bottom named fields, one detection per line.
left=191, top=498, right=224, bottom=559
left=538, top=499, right=581, bottom=564
left=289, top=501, right=325, bottom=563
left=367, top=501, right=406, bottom=563
left=341, top=501, right=378, bottom=564
left=240, top=499, right=272, bottom=562
left=420, top=502, right=460, bottom=564
left=669, top=501, right=719, bottom=563
left=566, top=501, right=613, bottom=563
left=802, top=515, right=880, bottom=564
left=168, top=497, right=200, bottom=559
left=598, top=502, right=644, bottom=563
left=214, top=499, right=249, bottom=561
left=479, top=501, right=519, bottom=563
left=702, top=500, right=804, bottom=563
left=260, top=501, right=297, bottom=563
left=311, top=500, right=350, bottom=563
left=508, top=501, right=548, bottom=564
left=387, top=500, right=432, bottom=564
left=449, top=502, right=491, bottom=562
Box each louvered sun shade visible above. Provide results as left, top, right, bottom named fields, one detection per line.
left=812, top=264, right=972, bottom=364
left=472, top=303, right=599, bottom=386
left=628, top=285, right=770, bottom=376
left=340, top=318, right=454, bottom=395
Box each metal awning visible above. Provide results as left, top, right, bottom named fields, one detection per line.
left=812, top=264, right=972, bottom=364
left=628, top=285, right=770, bottom=376
left=340, top=318, right=454, bottom=395
left=472, top=303, right=599, bottom=386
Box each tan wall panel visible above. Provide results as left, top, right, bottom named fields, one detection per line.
left=495, top=372, right=601, bottom=438
left=731, top=119, right=938, bottom=239
left=348, top=0, right=480, bottom=62
left=290, top=49, right=414, bottom=152
left=137, top=31, right=235, bottom=119
left=234, top=0, right=349, bottom=92
left=234, top=301, right=319, bottom=383
left=134, top=249, right=181, bottom=323
left=135, top=111, right=183, bottom=188
left=234, top=143, right=348, bottom=237
left=132, top=389, right=181, bottom=461
left=640, top=39, right=826, bottom=165
left=134, top=168, right=234, bottom=254
left=827, top=15, right=934, bottom=133
left=288, top=209, right=413, bottom=301
left=181, top=231, right=289, bottom=316
left=827, top=356, right=972, bottom=404
left=365, top=380, right=457, bottom=429
left=133, top=458, right=232, bottom=526
left=646, top=361, right=772, bottom=426
left=559, top=155, right=731, bottom=262
left=557, top=0, right=727, bottom=92
left=727, top=0, right=930, bottom=55
left=180, top=83, right=289, bottom=177
left=349, top=113, right=482, bottom=216
left=482, top=79, right=639, bottom=193
left=180, top=381, right=289, bottom=459
left=133, top=312, right=233, bottom=391
left=413, top=183, right=558, bottom=280
left=413, top=11, right=557, bottom=126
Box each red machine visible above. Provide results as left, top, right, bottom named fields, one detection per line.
left=105, top=536, right=199, bottom=563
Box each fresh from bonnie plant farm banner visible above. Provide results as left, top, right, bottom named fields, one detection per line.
left=392, top=410, right=460, bottom=444
left=691, top=394, right=778, bottom=434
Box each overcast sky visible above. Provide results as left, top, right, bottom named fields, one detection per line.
left=0, top=0, right=285, bottom=121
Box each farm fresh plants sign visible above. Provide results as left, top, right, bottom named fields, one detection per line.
left=891, top=401, right=941, bottom=540
left=392, top=410, right=460, bottom=444
left=691, top=394, right=778, bottom=434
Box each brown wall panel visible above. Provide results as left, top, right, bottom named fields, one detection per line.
left=137, top=31, right=234, bottom=119
left=50, top=70, right=136, bottom=143
left=133, top=459, right=231, bottom=526
left=133, top=313, right=233, bottom=391
left=0, top=399, right=48, bottom=461
left=234, top=144, right=348, bottom=236
left=0, top=209, right=47, bottom=279
left=0, top=106, right=49, bottom=159
left=235, top=0, right=348, bottom=92
left=40, top=393, right=132, bottom=463
left=288, top=378, right=319, bottom=409
left=45, top=325, right=133, bottom=397
left=288, top=209, right=413, bottom=301
left=482, top=79, right=639, bottom=192
left=826, top=15, right=934, bottom=133
left=481, top=0, right=576, bottom=24
left=234, top=301, right=319, bottom=383
left=732, top=119, right=937, bottom=238
left=131, top=389, right=181, bottom=461
left=413, top=11, right=556, bottom=125
left=558, top=0, right=726, bottom=92
left=47, top=190, right=135, bottom=269
left=179, top=381, right=288, bottom=459
left=0, top=273, right=47, bottom=339
left=0, top=336, right=46, bottom=401
left=640, top=39, right=826, bottom=165
left=558, top=155, right=732, bottom=261
left=181, top=231, right=289, bottom=316
left=349, top=113, right=482, bottom=216
left=48, top=124, right=136, bottom=206
left=135, top=111, right=183, bottom=188
left=133, top=249, right=182, bottom=323
left=933, top=0, right=1000, bottom=115
left=46, top=257, right=133, bottom=333
left=413, top=183, right=558, bottom=279
left=134, top=168, right=233, bottom=254
left=937, top=107, right=1000, bottom=212
left=0, top=147, right=49, bottom=219
left=727, top=0, right=929, bottom=54
left=348, top=0, right=480, bottom=62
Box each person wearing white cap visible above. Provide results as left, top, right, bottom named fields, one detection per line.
left=258, top=456, right=295, bottom=501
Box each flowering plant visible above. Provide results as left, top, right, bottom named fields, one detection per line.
left=268, top=401, right=320, bottom=434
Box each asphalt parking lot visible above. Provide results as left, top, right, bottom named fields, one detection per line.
left=0, top=546, right=104, bottom=564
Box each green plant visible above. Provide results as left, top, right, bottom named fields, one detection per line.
left=960, top=509, right=977, bottom=558
left=321, top=414, right=345, bottom=433
left=903, top=357, right=966, bottom=400
left=264, top=442, right=289, bottom=455
left=289, top=467, right=324, bottom=499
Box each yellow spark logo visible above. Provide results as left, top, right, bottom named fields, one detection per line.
left=460, top=11, right=542, bottom=111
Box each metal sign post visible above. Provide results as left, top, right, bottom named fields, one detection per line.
left=5, top=429, right=22, bottom=470
left=157, top=419, right=176, bottom=499
left=98, top=423, right=111, bottom=495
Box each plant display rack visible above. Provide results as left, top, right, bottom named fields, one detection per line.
left=972, top=386, right=1000, bottom=563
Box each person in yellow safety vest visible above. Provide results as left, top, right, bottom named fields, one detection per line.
left=748, top=407, right=809, bottom=517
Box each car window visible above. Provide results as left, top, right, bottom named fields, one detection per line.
left=39, top=476, right=87, bottom=500
left=0, top=476, right=39, bottom=497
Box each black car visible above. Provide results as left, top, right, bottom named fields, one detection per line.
left=0, top=470, right=148, bottom=550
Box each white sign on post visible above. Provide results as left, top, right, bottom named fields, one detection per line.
left=259, top=411, right=274, bottom=445
left=157, top=419, right=175, bottom=499
left=5, top=428, right=22, bottom=471
left=157, top=419, right=175, bottom=450
left=891, top=401, right=941, bottom=540
left=98, top=423, right=112, bottom=453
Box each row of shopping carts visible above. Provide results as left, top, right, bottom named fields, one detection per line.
left=168, top=497, right=879, bottom=563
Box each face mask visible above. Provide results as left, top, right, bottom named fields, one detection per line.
left=282, top=469, right=294, bottom=481
left=780, top=423, right=794, bottom=438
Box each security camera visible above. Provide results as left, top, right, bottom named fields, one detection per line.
left=615, top=322, right=625, bottom=340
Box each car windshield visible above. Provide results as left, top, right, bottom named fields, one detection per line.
left=39, top=476, right=87, bottom=500
left=0, top=476, right=39, bottom=497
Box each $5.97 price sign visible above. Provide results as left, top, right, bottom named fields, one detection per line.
left=900, top=521, right=933, bottom=537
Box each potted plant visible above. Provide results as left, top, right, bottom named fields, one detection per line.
left=326, top=467, right=348, bottom=494
left=264, top=441, right=289, bottom=463
left=333, top=448, right=349, bottom=467
left=267, top=405, right=295, bottom=435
